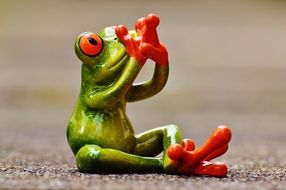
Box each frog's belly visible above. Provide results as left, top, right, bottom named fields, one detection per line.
left=67, top=108, right=136, bottom=154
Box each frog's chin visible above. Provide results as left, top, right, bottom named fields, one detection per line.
left=107, top=53, right=128, bottom=72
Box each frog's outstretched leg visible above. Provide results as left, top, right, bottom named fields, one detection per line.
left=135, top=125, right=191, bottom=157
left=75, top=124, right=183, bottom=173
left=134, top=125, right=183, bottom=173
left=76, top=144, right=163, bottom=173
left=75, top=124, right=230, bottom=175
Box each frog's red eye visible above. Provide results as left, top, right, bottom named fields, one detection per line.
left=79, top=33, right=103, bottom=57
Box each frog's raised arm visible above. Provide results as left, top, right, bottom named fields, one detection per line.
left=125, top=14, right=169, bottom=102
left=78, top=14, right=169, bottom=107
left=82, top=57, right=142, bottom=108
left=126, top=61, right=169, bottom=102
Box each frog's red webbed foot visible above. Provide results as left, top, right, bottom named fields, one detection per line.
left=167, top=125, right=231, bottom=177
left=115, top=14, right=168, bottom=65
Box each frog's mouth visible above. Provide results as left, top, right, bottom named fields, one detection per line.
left=107, top=52, right=128, bottom=71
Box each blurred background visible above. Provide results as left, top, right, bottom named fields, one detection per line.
left=0, top=0, right=286, bottom=168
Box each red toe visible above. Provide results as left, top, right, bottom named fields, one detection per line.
left=212, top=125, right=232, bottom=146
left=145, top=14, right=160, bottom=28
left=167, top=144, right=185, bottom=161
left=182, top=139, right=195, bottom=151
left=115, top=25, right=129, bottom=37
left=204, top=144, right=228, bottom=161
left=191, top=161, right=228, bottom=177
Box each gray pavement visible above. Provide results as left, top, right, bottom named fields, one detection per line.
left=0, top=0, right=286, bottom=189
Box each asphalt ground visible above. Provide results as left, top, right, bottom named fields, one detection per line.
left=0, top=1, right=286, bottom=189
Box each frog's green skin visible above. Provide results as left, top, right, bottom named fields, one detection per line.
left=67, top=27, right=182, bottom=173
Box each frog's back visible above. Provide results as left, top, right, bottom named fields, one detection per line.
left=67, top=102, right=136, bottom=155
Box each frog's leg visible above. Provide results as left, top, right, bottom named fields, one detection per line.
left=134, top=125, right=231, bottom=176
left=133, top=124, right=183, bottom=174
left=76, top=144, right=163, bottom=173
left=75, top=124, right=182, bottom=174
left=76, top=125, right=230, bottom=175
left=134, top=125, right=181, bottom=156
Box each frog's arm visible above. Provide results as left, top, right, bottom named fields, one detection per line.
left=125, top=14, right=169, bottom=102
left=125, top=62, right=169, bottom=102
left=82, top=58, right=142, bottom=108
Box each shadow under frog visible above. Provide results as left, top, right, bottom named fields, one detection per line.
left=67, top=14, right=232, bottom=177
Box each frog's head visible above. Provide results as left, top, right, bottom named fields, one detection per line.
left=75, top=27, right=129, bottom=85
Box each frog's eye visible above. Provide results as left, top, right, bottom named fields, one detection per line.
left=79, top=33, right=103, bottom=57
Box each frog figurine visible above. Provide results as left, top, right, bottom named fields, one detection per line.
left=67, top=14, right=232, bottom=177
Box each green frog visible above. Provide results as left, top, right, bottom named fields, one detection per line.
left=67, top=14, right=231, bottom=177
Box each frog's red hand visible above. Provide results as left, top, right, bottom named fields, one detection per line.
left=136, top=14, right=168, bottom=65
left=116, top=14, right=168, bottom=65
left=140, top=43, right=168, bottom=65
left=167, top=126, right=231, bottom=177
left=115, top=25, right=147, bottom=64
left=136, top=14, right=160, bottom=47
